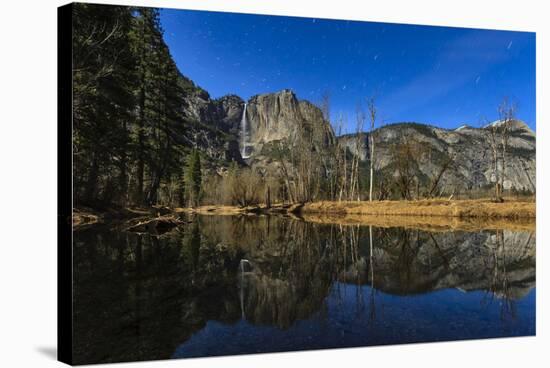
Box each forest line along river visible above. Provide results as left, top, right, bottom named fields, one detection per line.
left=72, top=214, right=535, bottom=364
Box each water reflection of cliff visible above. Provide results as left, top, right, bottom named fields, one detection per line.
left=73, top=215, right=535, bottom=364
left=339, top=227, right=535, bottom=297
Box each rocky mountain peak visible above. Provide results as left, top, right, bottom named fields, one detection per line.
left=483, top=119, right=534, bottom=136
left=243, top=89, right=334, bottom=158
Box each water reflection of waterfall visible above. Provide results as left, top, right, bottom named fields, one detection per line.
left=240, top=103, right=251, bottom=159
left=239, top=259, right=252, bottom=319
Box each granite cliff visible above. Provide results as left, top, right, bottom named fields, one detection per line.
left=177, top=73, right=535, bottom=194
left=338, top=121, right=536, bottom=193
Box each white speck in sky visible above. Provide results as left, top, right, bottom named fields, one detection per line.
left=475, top=76, right=480, bottom=84
left=342, top=85, right=347, bottom=90
left=507, top=41, right=513, bottom=50
left=374, top=54, right=379, bottom=61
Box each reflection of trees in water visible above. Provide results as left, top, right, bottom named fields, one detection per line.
left=191, top=216, right=380, bottom=328
left=73, top=218, right=535, bottom=363
left=232, top=222, right=388, bottom=326
left=73, top=225, right=245, bottom=364
left=355, top=227, right=535, bottom=299
left=235, top=218, right=342, bottom=328
left=482, top=229, right=535, bottom=321
left=225, top=217, right=535, bottom=328
left=485, top=229, right=516, bottom=320
left=368, top=225, right=377, bottom=322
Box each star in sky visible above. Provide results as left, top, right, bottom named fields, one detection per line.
left=160, top=8, right=536, bottom=131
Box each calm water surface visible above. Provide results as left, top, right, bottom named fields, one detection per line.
left=73, top=215, right=535, bottom=364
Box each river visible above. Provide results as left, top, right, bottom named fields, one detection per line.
left=72, top=214, right=535, bottom=364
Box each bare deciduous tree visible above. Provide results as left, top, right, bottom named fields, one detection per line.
left=498, top=97, right=517, bottom=200
left=337, top=113, right=348, bottom=202
left=483, top=97, right=517, bottom=202
left=427, top=153, right=455, bottom=198
left=225, top=166, right=263, bottom=207
left=484, top=118, right=501, bottom=200
left=391, top=133, right=427, bottom=200
left=350, top=106, right=366, bottom=201
left=367, top=97, right=376, bottom=202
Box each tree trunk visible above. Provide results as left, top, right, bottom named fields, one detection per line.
left=136, top=19, right=147, bottom=205
left=265, top=186, right=271, bottom=208
left=369, top=132, right=374, bottom=202
left=119, top=120, right=128, bottom=206
left=500, top=141, right=507, bottom=200
left=84, top=152, right=99, bottom=204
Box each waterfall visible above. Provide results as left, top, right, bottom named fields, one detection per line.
left=241, top=103, right=250, bottom=158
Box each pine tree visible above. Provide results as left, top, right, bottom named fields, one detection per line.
left=72, top=4, right=136, bottom=206
left=184, top=150, right=202, bottom=207
left=72, top=5, right=230, bottom=209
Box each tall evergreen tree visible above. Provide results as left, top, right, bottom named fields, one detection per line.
left=184, top=150, right=202, bottom=207
left=72, top=4, right=136, bottom=206
left=73, top=4, right=193, bottom=208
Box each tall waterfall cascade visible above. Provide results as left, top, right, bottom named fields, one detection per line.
left=241, top=103, right=251, bottom=159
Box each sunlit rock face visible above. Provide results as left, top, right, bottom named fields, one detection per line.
left=178, top=86, right=335, bottom=167
left=338, top=120, right=536, bottom=192
left=244, top=89, right=335, bottom=157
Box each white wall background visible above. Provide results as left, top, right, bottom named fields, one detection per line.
left=0, top=0, right=547, bottom=367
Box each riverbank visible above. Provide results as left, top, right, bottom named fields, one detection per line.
left=73, top=198, right=535, bottom=231
left=300, top=213, right=535, bottom=232
left=300, top=198, right=535, bottom=220
left=72, top=206, right=169, bottom=229
left=176, top=198, right=535, bottom=220
left=176, top=199, right=536, bottom=232
left=174, top=203, right=298, bottom=215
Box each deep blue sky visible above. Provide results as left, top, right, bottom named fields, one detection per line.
left=160, top=8, right=536, bottom=133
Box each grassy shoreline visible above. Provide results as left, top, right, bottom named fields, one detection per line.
left=300, top=198, right=535, bottom=220
left=177, top=198, right=536, bottom=220
left=299, top=213, right=535, bottom=232
left=181, top=199, right=535, bottom=231
left=73, top=198, right=535, bottom=231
